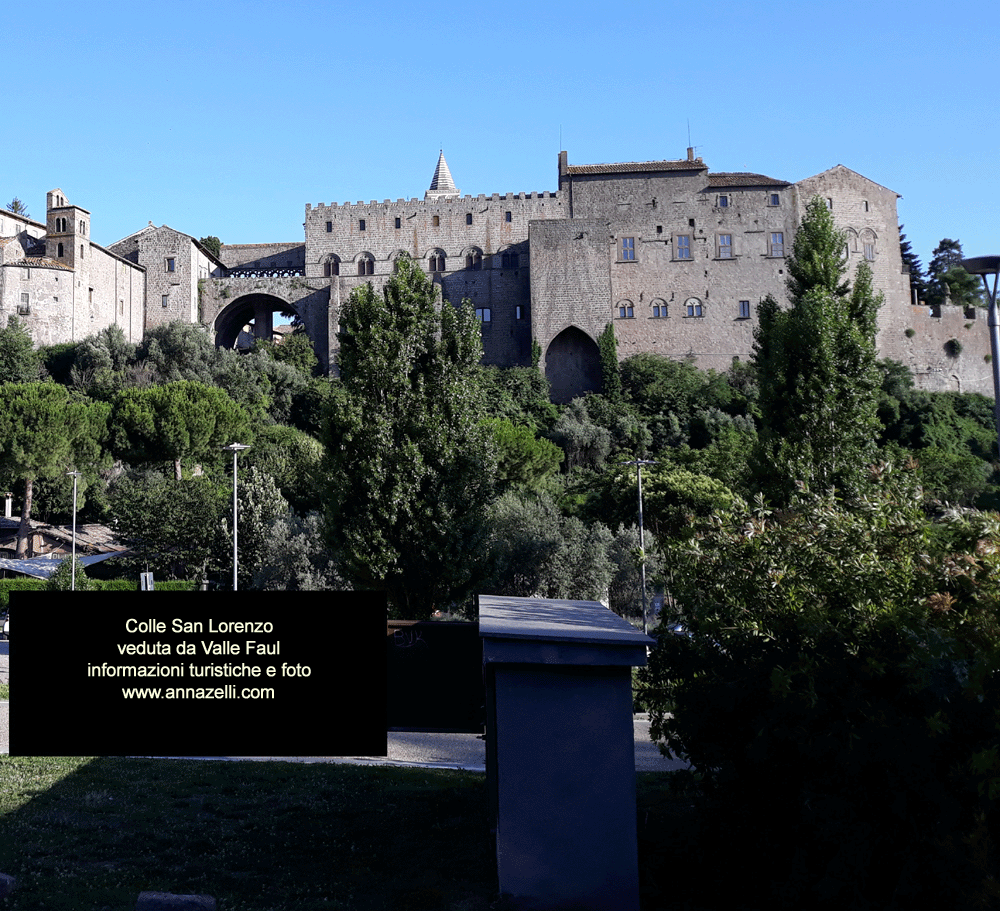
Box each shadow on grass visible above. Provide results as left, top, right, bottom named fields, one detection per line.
left=0, top=757, right=498, bottom=911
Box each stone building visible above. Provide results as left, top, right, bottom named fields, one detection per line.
left=0, top=189, right=144, bottom=347
left=4, top=151, right=994, bottom=400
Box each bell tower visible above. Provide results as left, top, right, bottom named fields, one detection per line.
left=45, top=188, right=91, bottom=276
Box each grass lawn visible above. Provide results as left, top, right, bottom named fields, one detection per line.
left=0, top=756, right=699, bottom=911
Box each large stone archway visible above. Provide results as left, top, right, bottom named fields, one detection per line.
left=214, top=293, right=300, bottom=350
left=545, top=326, right=602, bottom=404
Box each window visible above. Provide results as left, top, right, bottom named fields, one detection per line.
left=618, top=302, right=634, bottom=319
left=826, top=198, right=833, bottom=210
left=769, top=232, right=784, bottom=257
left=515, top=305, right=523, bottom=319
left=359, top=219, right=366, bottom=231
left=621, top=237, right=635, bottom=261
left=466, top=213, right=473, bottom=225
left=685, top=297, right=703, bottom=317
left=57, top=243, right=64, bottom=257
left=476, top=308, right=491, bottom=322
left=395, top=217, right=401, bottom=229
left=80, top=244, right=84, bottom=259
left=357, top=255, right=374, bottom=275
left=769, top=193, right=780, bottom=206
left=429, top=251, right=445, bottom=272
left=466, top=249, right=483, bottom=270
left=739, top=300, right=751, bottom=319
left=88, top=288, right=93, bottom=303
left=323, top=256, right=340, bottom=277
left=326, top=221, right=332, bottom=232
left=501, top=252, right=519, bottom=269
left=864, top=243, right=875, bottom=261
left=161, top=294, right=169, bottom=308
left=432, top=215, right=440, bottom=227
left=718, top=234, right=733, bottom=258
left=675, top=235, right=692, bottom=260
left=651, top=301, right=667, bottom=318
left=18, top=293, right=29, bottom=316
left=505, top=211, right=512, bottom=223
left=864, top=200, right=870, bottom=212
left=166, top=258, right=175, bottom=272
left=718, top=195, right=729, bottom=208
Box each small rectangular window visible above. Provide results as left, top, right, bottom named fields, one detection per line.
left=621, top=237, right=635, bottom=261
left=739, top=300, right=751, bottom=319
left=864, top=243, right=875, bottom=261
left=718, top=234, right=733, bottom=259
left=676, top=235, right=691, bottom=260
left=359, top=219, right=366, bottom=231
left=685, top=299, right=703, bottom=318
left=718, top=195, right=729, bottom=208
left=618, top=305, right=634, bottom=319
left=161, top=294, right=169, bottom=308
left=476, top=308, right=491, bottom=322
left=166, top=258, right=175, bottom=272
left=769, top=233, right=784, bottom=257
left=769, top=193, right=780, bottom=206
left=395, top=217, right=401, bottom=229
left=326, top=221, right=333, bottom=232
left=502, top=252, right=520, bottom=269
left=466, top=213, right=473, bottom=225
left=505, top=211, right=512, bottom=222
left=826, top=198, right=833, bottom=210
left=515, top=305, right=523, bottom=319
left=433, top=215, right=440, bottom=227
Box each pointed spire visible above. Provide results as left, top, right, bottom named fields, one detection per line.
left=425, top=150, right=460, bottom=200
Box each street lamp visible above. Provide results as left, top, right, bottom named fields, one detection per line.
left=959, top=256, right=1000, bottom=458
left=222, top=443, right=250, bottom=591
left=67, top=470, right=80, bottom=591
left=620, top=457, right=657, bottom=636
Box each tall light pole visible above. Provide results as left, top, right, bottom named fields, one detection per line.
left=67, top=470, right=80, bottom=591
left=223, top=443, right=250, bottom=591
left=621, top=457, right=656, bottom=636
left=959, top=256, right=1000, bottom=458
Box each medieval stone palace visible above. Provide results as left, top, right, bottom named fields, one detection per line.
left=0, top=151, right=991, bottom=400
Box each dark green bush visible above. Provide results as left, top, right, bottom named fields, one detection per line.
left=637, top=476, right=1000, bottom=908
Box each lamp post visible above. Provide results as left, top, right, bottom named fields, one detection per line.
left=620, top=457, right=656, bottom=636
left=222, top=443, right=250, bottom=591
left=959, top=256, right=1000, bottom=457
left=67, top=470, right=80, bottom=591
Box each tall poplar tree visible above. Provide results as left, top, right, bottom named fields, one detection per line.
left=751, top=196, right=883, bottom=504
left=321, top=256, right=497, bottom=618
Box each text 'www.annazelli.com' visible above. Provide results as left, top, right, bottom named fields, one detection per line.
left=121, top=687, right=275, bottom=699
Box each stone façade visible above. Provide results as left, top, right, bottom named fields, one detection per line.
left=2, top=152, right=993, bottom=400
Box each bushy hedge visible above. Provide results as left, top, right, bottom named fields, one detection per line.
left=0, top=576, right=198, bottom=606
left=637, top=471, right=1000, bottom=909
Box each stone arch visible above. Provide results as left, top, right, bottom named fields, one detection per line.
left=544, top=326, right=602, bottom=404
left=215, top=293, right=304, bottom=351
left=323, top=254, right=340, bottom=277
left=355, top=252, right=375, bottom=276
left=463, top=246, right=484, bottom=270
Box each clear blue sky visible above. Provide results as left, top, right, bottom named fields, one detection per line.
left=7, top=0, right=1000, bottom=276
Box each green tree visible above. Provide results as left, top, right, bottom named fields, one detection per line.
left=110, top=380, right=250, bottom=480
left=899, top=224, right=927, bottom=303
left=109, top=471, right=227, bottom=580
left=597, top=323, right=621, bottom=402
left=751, top=196, right=883, bottom=504
left=5, top=197, right=28, bottom=218
left=0, top=315, right=41, bottom=384
left=46, top=556, right=92, bottom=591
left=926, top=238, right=982, bottom=308
left=321, top=256, right=498, bottom=618
left=198, top=236, right=222, bottom=258
left=0, top=383, right=108, bottom=558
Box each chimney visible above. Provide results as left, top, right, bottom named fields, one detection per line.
left=687, top=147, right=695, bottom=161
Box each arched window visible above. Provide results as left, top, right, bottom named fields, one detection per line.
left=357, top=254, right=374, bottom=276
left=323, top=255, right=340, bottom=277
left=428, top=250, right=446, bottom=272
left=57, top=242, right=64, bottom=257
left=465, top=247, right=483, bottom=270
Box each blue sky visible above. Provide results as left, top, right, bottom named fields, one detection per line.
left=6, top=0, right=1000, bottom=276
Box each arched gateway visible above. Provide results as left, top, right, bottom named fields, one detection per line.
left=214, top=293, right=297, bottom=350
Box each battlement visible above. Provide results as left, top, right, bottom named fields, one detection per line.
left=306, top=191, right=559, bottom=213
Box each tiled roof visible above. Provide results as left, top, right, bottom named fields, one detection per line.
left=566, top=159, right=707, bottom=175
left=706, top=172, right=790, bottom=187
left=2, top=256, right=73, bottom=270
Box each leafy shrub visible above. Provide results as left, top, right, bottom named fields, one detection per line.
left=637, top=474, right=1000, bottom=908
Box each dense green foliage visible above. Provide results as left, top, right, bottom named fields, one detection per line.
left=321, top=256, right=498, bottom=617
